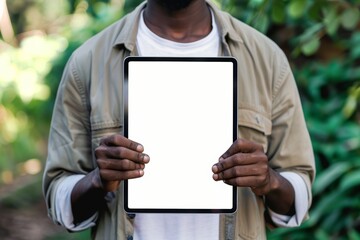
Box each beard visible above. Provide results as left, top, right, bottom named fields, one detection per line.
left=155, top=0, right=194, bottom=11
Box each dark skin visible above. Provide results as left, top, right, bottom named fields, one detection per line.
left=71, top=0, right=295, bottom=224
left=144, top=0, right=212, bottom=43
left=212, top=139, right=295, bottom=216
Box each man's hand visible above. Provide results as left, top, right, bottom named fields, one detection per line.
left=71, top=134, right=149, bottom=223
left=212, top=138, right=295, bottom=215
left=211, top=138, right=273, bottom=195
left=95, top=134, right=150, bottom=192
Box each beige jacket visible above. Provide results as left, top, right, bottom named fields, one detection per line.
left=43, top=1, right=315, bottom=239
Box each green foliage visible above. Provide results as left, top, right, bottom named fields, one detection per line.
left=0, top=0, right=126, bottom=184
left=0, top=35, right=67, bottom=182
left=45, top=230, right=91, bottom=240
left=220, top=0, right=360, bottom=56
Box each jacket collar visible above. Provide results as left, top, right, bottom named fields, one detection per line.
left=112, top=0, right=243, bottom=51
left=113, top=1, right=147, bottom=51
left=206, top=0, right=243, bottom=43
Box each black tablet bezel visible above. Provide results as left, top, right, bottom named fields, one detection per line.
left=123, top=57, right=237, bottom=214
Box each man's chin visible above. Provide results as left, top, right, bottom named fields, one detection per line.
left=155, top=0, right=194, bottom=11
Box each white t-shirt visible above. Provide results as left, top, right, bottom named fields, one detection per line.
left=134, top=10, right=220, bottom=240
left=136, top=11, right=219, bottom=57
left=53, top=9, right=310, bottom=239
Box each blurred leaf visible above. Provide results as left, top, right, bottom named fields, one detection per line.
left=295, top=23, right=323, bottom=56
left=348, top=230, right=360, bottom=240
left=325, top=61, right=346, bottom=81
left=340, top=170, right=360, bottom=191
left=253, top=13, right=270, bottom=33
left=323, top=5, right=340, bottom=35
left=308, top=1, right=324, bottom=21
left=271, top=0, right=286, bottom=23
left=351, top=46, right=360, bottom=59
left=301, top=37, right=320, bottom=56
left=343, top=94, right=358, bottom=117
left=288, top=0, right=307, bottom=19
left=312, top=162, right=351, bottom=195
left=300, top=23, right=324, bottom=41
left=343, top=86, right=360, bottom=117
left=350, top=32, right=360, bottom=59
left=308, top=189, right=344, bottom=225
left=337, top=122, right=360, bottom=141
left=341, top=8, right=360, bottom=30
left=249, top=0, right=265, bottom=8
left=315, top=228, right=330, bottom=240
left=308, top=75, right=326, bottom=99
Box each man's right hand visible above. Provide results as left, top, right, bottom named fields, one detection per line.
left=95, top=134, right=150, bottom=192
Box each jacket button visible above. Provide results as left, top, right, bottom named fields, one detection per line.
left=127, top=213, right=136, bottom=219
left=127, top=235, right=133, bottom=240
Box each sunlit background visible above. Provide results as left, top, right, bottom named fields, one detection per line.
left=0, top=0, right=359, bottom=239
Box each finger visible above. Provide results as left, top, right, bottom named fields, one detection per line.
left=212, top=163, right=268, bottom=180
left=97, top=158, right=145, bottom=171
left=95, top=145, right=150, bottom=163
left=100, top=134, right=144, bottom=152
left=99, top=168, right=144, bottom=181
left=212, top=152, right=266, bottom=173
left=219, top=138, right=263, bottom=160
left=222, top=175, right=267, bottom=188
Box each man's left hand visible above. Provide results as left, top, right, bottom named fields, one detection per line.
left=212, top=138, right=277, bottom=196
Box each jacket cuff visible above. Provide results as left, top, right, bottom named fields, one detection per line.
left=54, top=174, right=98, bottom=231
left=268, top=171, right=309, bottom=227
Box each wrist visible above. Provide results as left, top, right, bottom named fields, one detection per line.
left=91, top=168, right=120, bottom=193
left=90, top=168, right=107, bottom=196
left=267, top=169, right=282, bottom=195
left=71, top=169, right=106, bottom=223
left=265, top=169, right=295, bottom=215
left=91, top=168, right=104, bottom=189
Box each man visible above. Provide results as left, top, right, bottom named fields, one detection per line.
left=43, top=0, right=315, bottom=239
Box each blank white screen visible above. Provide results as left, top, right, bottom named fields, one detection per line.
left=127, top=60, right=235, bottom=211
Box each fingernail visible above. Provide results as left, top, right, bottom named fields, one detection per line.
left=137, top=144, right=144, bottom=152
left=213, top=174, right=219, bottom=181
left=212, top=165, right=218, bottom=173
left=139, top=169, right=144, bottom=176
left=219, top=157, right=224, bottom=161
left=143, top=154, right=150, bottom=163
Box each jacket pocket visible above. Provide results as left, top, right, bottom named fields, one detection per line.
left=235, top=108, right=270, bottom=239
left=236, top=188, right=266, bottom=239
left=237, top=108, right=271, bottom=153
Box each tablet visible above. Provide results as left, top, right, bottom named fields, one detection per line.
left=123, top=57, right=237, bottom=213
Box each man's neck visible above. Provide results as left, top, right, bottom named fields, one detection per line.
left=144, top=0, right=211, bottom=43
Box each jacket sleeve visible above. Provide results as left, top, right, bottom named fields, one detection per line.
left=42, top=53, right=94, bottom=225
left=268, top=50, right=316, bottom=212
